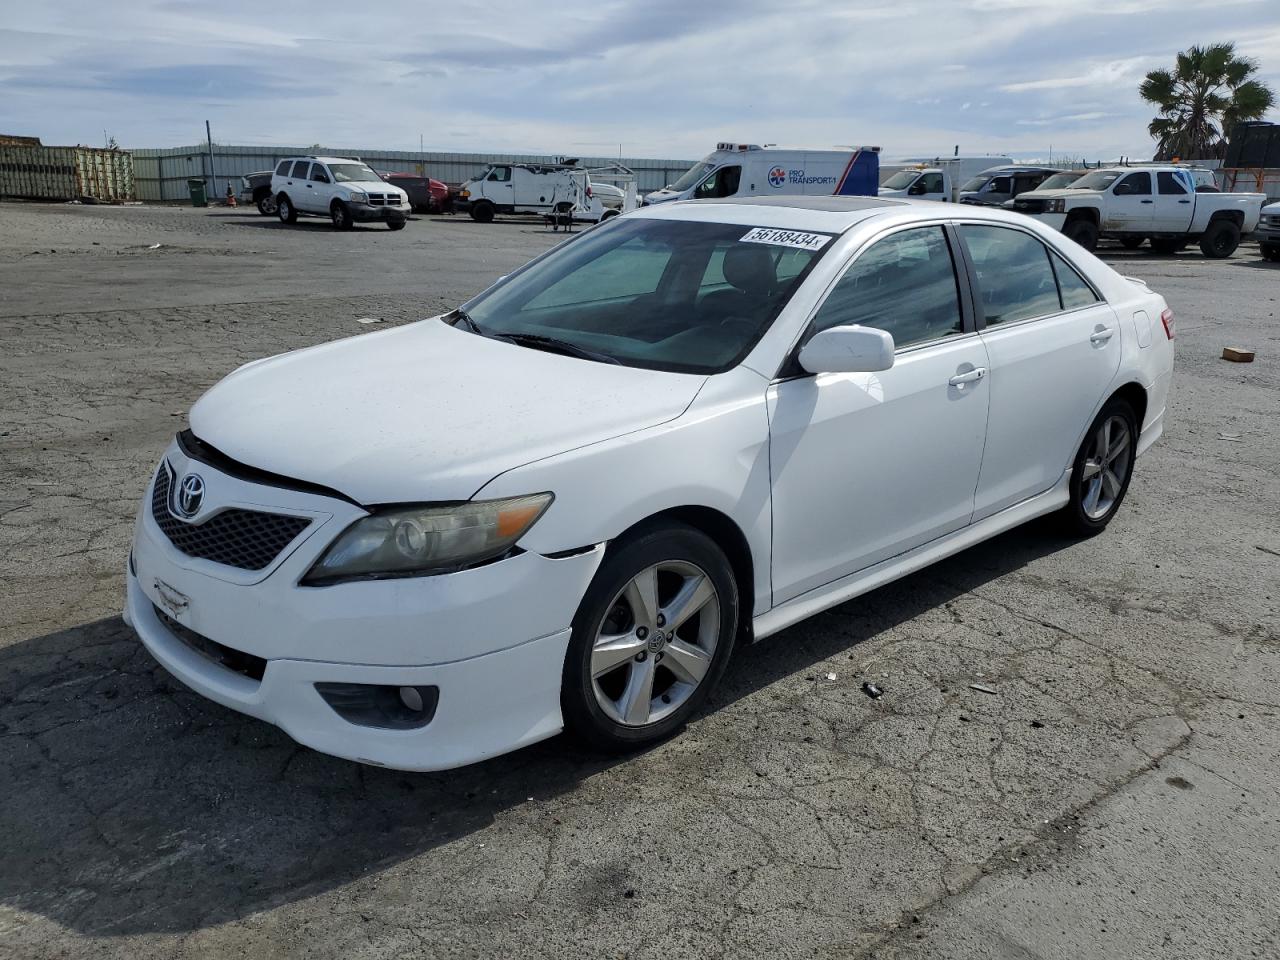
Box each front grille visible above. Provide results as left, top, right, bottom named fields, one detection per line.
left=153, top=604, right=267, bottom=682
left=1013, top=198, right=1048, bottom=214
left=151, top=464, right=311, bottom=571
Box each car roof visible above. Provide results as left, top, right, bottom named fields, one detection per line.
left=634, top=195, right=1038, bottom=233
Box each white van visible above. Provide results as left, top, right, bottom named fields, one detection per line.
left=459, top=162, right=608, bottom=223
left=878, top=156, right=1014, bottom=203
left=644, top=143, right=880, bottom=205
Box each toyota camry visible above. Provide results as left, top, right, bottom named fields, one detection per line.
left=125, top=196, right=1175, bottom=770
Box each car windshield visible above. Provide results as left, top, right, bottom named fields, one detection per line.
left=882, top=170, right=921, bottom=190
left=328, top=163, right=379, bottom=183
left=961, top=176, right=991, bottom=192
left=1038, top=172, right=1083, bottom=190
left=1072, top=170, right=1124, bottom=191
left=459, top=218, right=832, bottom=374
left=669, top=160, right=715, bottom=192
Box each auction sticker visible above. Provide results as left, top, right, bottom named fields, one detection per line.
left=740, top=227, right=833, bottom=251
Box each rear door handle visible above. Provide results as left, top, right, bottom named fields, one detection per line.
left=1141, top=199, right=1154, bottom=204
left=948, top=367, right=987, bottom=385
left=1090, top=327, right=1114, bottom=344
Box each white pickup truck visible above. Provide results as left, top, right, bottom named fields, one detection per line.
left=1011, top=165, right=1266, bottom=258
left=1257, top=201, right=1280, bottom=262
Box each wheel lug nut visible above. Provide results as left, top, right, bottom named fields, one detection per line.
left=654, top=652, right=663, bottom=663
left=636, top=627, right=648, bottom=639
left=656, top=614, right=666, bottom=627
left=635, top=651, right=647, bottom=662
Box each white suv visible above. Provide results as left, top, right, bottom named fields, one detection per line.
left=271, top=156, right=411, bottom=230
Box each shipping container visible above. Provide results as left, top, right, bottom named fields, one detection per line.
left=0, top=145, right=136, bottom=202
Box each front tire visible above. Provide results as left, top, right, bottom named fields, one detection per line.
left=1199, top=219, right=1240, bottom=259
left=256, top=194, right=276, bottom=216
left=561, top=523, right=739, bottom=752
left=470, top=201, right=495, bottom=223
left=1063, top=217, right=1099, bottom=252
left=387, top=219, right=406, bottom=231
left=1059, top=397, right=1138, bottom=537
left=276, top=194, right=297, bottom=224
left=1262, top=243, right=1280, bottom=263
left=330, top=201, right=353, bottom=230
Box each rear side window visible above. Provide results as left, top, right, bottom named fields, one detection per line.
left=290, top=160, right=310, bottom=178
left=275, top=160, right=291, bottom=176
left=810, top=226, right=963, bottom=349
left=1049, top=250, right=1100, bottom=310
left=1157, top=171, right=1188, bottom=195
left=958, top=225, right=1060, bottom=325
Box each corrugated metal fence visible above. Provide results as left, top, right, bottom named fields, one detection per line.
left=131, top=144, right=697, bottom=202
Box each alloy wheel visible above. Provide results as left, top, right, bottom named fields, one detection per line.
left=1080, top=415, right=1132, bottom=520
left=590, top=561, right=719, bottom=727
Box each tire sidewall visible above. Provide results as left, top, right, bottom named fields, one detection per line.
left=1200, top=220, right=1239, bottom=259
left=1065, top=398, right=1138, bottom=535
left=1065, top=218, right=1098, bottom=251
left=277, top=194, right=296, bottom=223
left=331, top=201, right=352, bottom=230
left=561, top=523, right=739, bottom=750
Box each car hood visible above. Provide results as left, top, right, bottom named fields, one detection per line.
left=344, top=178, right=402, bottom=194
left=1019, top=188, right=1099, bottom=200
left=189, top=320, right=706, bottom=505
left=643, top=189, right=681, bottom=204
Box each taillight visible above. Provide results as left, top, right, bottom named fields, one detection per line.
left=586, top=186, right=593, bottom=198
left=1160, top=308, right=1175, bottom=340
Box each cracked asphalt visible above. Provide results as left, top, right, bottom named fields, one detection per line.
left=1, top=202, right=1278, bottom=959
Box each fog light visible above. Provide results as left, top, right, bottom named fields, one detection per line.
left=399, top=686, right=424, bottom=712
left=315, top=682, right=439, bottom=729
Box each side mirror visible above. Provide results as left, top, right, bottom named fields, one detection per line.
left=798, top=324, right=895, bottom=374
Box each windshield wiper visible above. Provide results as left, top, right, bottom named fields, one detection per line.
left=492, top=333, right=620, bottom=365
left=450, top=309, right=486, bottom=335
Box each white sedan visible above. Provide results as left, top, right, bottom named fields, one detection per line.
left=125, top=197, right=1175, bottom=770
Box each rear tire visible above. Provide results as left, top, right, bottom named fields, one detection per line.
left=561, top=523, right=739, bottom=753
left=470, top=201, right=495, bottom=223
left=276, top=194, right=297, bottom=224
left=1063, top=217, right=1098, bottom=252
left=1199, top=219, right=1240, bottom=259
left=1119, top=236, right=1145, bottom=250
left=330, top=201, right=353, bottom=230
left=1059, top=397, right=1139, bottom=537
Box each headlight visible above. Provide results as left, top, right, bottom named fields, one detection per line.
left=1048, top=199, right=1066, bottom=213
left=347, top=191, right=369, bottom=204
left=301, top=493, right=553, bottom=584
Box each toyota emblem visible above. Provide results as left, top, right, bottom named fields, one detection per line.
left=176, top=473, right=205, bottom=518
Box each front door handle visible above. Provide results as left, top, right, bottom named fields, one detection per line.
left=1090, top=327, right=1114, bottom=344
left=948, top=367, right=987, bottom=385
left=1179, top=199, right=1191, bottom=204
left=1141, top=199, right=1154, bottom=204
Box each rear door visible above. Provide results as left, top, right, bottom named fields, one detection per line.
left=1151, top=170, right=1196, bottom=232
left=282, top=159, right=311, bottom=207
left=1105, top=172, right=1154, bottom=232
left=959, top=223, right=1121, bottom=518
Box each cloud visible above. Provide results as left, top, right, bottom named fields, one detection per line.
left=999, top=57, right=1154, bottom=92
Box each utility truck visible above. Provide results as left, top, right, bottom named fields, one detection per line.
left=643, top=144, right=880, bottom=204
left=458, top=160, right=610, bottom=224
left=877, top=156, right=1013, bottom=203
left=1013, top=165, right=1265, bottom=257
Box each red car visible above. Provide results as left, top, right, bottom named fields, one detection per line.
left=380, top=172, right=451, bottom=214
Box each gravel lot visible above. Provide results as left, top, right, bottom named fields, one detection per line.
left=1, top=201, right=1277, bottom=960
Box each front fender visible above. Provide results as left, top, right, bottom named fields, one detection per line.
left=474, top=367, right=774, bottom=616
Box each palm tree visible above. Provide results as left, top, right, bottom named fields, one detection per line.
left=1140, top=43, right=1275, bottom=160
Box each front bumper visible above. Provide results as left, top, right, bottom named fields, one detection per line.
left=1025, top=212, right=1068, bottom=231
left=124, top=442, right=604, bottom=770
left=349, top=202, right=410, bottom=222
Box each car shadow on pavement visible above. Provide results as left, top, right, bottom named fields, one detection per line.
left=0, top=521, right=1072, bottom=937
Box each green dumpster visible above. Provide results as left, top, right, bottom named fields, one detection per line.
left=186, top=178, right=208, bottom=207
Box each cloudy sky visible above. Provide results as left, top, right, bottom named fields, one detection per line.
left=3, top=0, right=1278, bottom=162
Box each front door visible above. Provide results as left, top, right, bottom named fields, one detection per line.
left=957, top=223, right=1123, bottom=518
left=768, top=224, right=990, bottom=604
left=306, top=162, right=335, bottom=214
left=1105, top=171, right=1155, bottom=232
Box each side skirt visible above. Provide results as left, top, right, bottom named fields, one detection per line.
left=751, top=470, right=1072, bottom=642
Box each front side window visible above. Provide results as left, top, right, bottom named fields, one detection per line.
left=461, top=219, right=830, bottom=373
left=987, top=176, right=1013, bottom=194
left=310, top=165, right=330, bottom=183
left=290, top=160, right=310, bottom=178
left=809, top=226, right=963, bottom=350
left=487, top=165, right=512, bottom=182
left=694, top=165, right=742, bottom=199
left=1113, top=172, right=1151, bottom=196
left=918, top=172, right=945, bottom=194
left=959, top=224, right=1060, bottom=325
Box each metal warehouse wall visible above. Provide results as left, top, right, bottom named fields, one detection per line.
left=130, top=144, right=697, bottom=201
